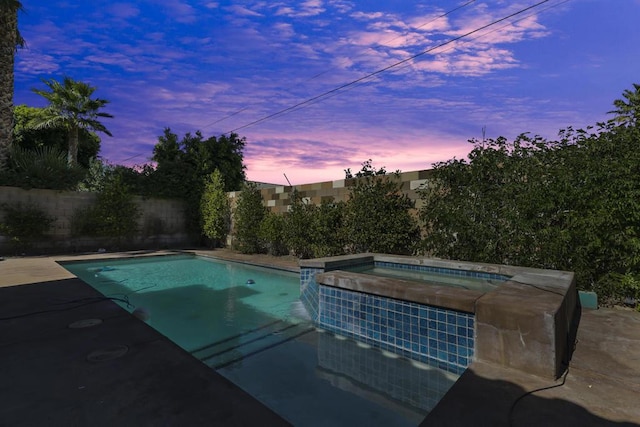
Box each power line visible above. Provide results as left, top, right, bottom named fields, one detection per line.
left=224, top=0, right=558, bottom=135
left=200, top=1, right=479, bottom=131
left=306, top=0, right=479, bottom=82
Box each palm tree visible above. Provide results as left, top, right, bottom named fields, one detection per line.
left=0, top=0, right=25, bottom=169
left=609, top=83, right=640, bottom=126
left=30, top=76, right=113, bottom=166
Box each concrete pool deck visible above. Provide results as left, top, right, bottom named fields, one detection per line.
left=1, top=249, right=639, bottom=426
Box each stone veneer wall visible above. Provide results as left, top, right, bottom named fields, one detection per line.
left=0, top=186, right=191, bottom=253
left=229, top=169, right=434, bottom=215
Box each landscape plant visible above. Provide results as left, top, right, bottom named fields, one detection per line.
left=344, top=172, right=420, bottom=255
left=259, top=211, right=288, bottom=256
left=418, top=83, right=640, bottom=306
left=0, top=201, right=54, bottom=253
left=147, top=128, right=246, bottom=234
left=309, top=199, right=347, bottom=258
left=29, top=76, right=113, bottom=166
left=283, top=189, right=317, bottom=258
left=200, top=169, right=230, bottom=247
left=13, top=104, right=101, bottom=168
left=233, top=181, right=266, bottom=254
left=0, top=145, right=86, bottom=190
left=0, top=0, right=25, bottom=168
left=72, top=175, right=140, bottom=245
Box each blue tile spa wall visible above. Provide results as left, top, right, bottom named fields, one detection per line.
left=317, top=285, right=474, bottom=374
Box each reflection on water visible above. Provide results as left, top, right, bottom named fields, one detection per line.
left=316, top=331, right=459, bottom=415
left=218, top=326, right=460, bottom=427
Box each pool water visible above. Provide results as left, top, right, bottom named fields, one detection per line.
left=347, top=264, right=503, bottom=292
left=61, top=255, right=459, bottom=426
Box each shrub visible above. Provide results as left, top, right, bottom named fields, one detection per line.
left=233, top=182, right=266, bottom=254
left=418, top=113, right=640, bottom=305
left=310, top=199, right=347, bottom=258
left=0, top=146, right=85, bottom=190
left=259, top=212, right=288, bottom=256
left=283, top=189, right=316, bottom=258
left=72, top=175, right=140, bottom=244
left=200, top=170, right=230, bottom=247
left=0, top=202, right=55, bottom=253
left=345, top=174, right=420, bottom=255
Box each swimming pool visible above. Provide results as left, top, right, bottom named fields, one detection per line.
left=61, top=254, right=459, bottom=426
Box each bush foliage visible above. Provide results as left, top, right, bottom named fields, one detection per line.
left=72, top=175, right=140, bottom=244
left=344, top=173, right=420, bottom=255
left=259, top=211, right=288, bottom=256
left=200, top=169, right=230, bottom=247
left=419, top=95, right=640, bottom=306
left=233, top=182, right=266, bottom=254
left=0, top=202, right=55, bottom=253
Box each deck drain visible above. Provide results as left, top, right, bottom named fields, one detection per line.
left=69, top=318, right=103, bottom=329
left=87, top=345, right=129, bottom=362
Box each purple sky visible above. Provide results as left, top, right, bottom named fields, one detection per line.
left=13, top=0, right=640, bottom=185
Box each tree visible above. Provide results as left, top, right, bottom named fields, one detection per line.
left=30, top=76, right=113, bottom=166
left=344, top=159, right=387, bottom=179
left=149, top=128, right=246, bottom=233
left=13, top=104, right=100, bottom=167
left=0, top=0, right=25, bottom=168
left=151, top=128, right=246, bottom=194
left=609, top=83, right=640, bottom=126
left=200, top=169, right=230, bottom=247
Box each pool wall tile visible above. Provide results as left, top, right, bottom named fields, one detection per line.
left=315, top=284, right=473, bottom=373
left=301, top=261, right=480, bottom=373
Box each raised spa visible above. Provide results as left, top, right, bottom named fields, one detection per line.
left=300, top=253, right=578, bottom=379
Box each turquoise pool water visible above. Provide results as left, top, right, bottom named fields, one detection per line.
left=61, top=254, right=459, bottom=426
left=347, top=264, right=504, bottom=292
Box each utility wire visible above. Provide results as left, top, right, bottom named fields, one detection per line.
left=201, top=0, right=479, bottom=131
left=224, top=0, right=556, bottom=135
left=306, top=0, right=479, bottom=82
left=385, top=0, right=572, bottom=78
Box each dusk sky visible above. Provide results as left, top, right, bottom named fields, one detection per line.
left=13, top=0, right=640, bottom=185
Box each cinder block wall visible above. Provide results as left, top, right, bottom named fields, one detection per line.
left=0, top=186, right=189, bottom=253
left=229, top=169, right=434, bottom=214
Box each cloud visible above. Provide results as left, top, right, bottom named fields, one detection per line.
left=272, top=0, right=326, bottom=17
left=106, top=3, right=140, bottom=19
left=154, top=0, right=199, bottom=23
left=272, top=22, right=295, bottom=39
left=225, top=4, right=263, bottom=17
left=15, top=52, right=60, bottom=75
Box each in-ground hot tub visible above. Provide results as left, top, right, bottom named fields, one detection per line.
left=299, top=253, right=579, bottom=379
